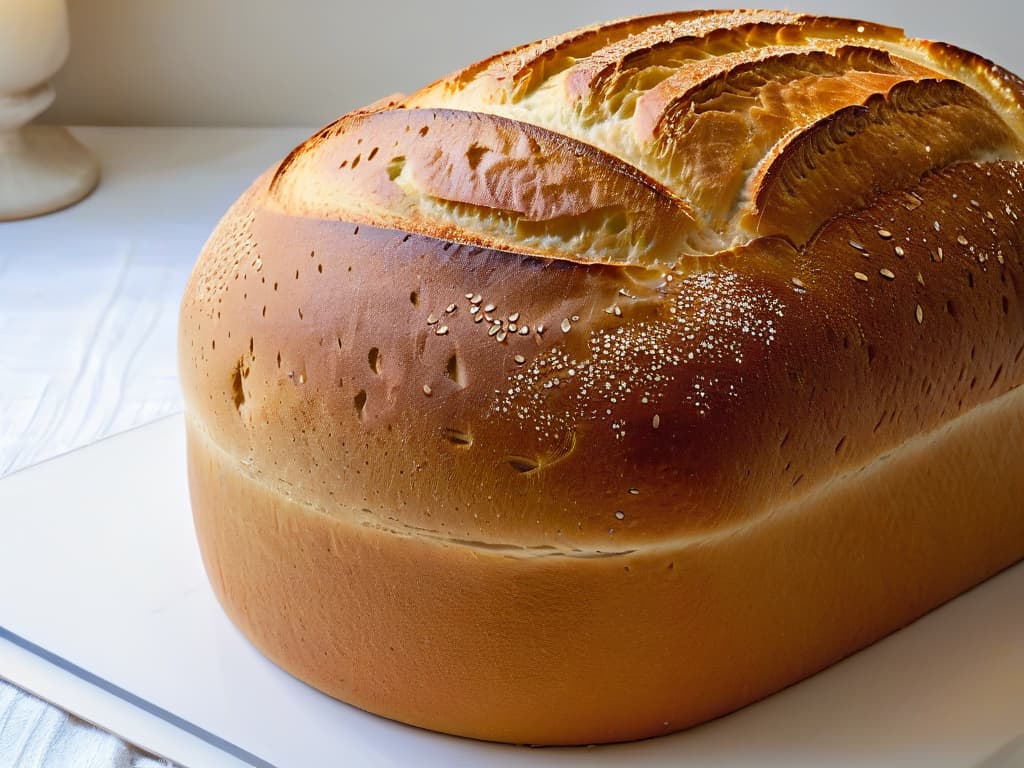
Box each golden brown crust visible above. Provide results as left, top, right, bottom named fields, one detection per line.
left=179, top=9, right=1024, bottom=744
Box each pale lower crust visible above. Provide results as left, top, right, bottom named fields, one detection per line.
left=187, top=384, right=1024, bottom=745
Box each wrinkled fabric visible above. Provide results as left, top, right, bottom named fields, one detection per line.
left=0, top=682, right=175, bottom=768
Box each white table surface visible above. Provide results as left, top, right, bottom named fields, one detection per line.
left=0, top=125, right=311, bottom=766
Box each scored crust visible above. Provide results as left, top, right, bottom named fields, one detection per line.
left=179, top=10, right=1024, bottom=744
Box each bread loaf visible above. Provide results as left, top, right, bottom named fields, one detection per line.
left=179, top=10, right=1024, bottom=745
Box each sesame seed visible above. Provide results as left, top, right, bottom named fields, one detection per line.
left=901, top=192, right=923, bottom=211
left=484, top=303, right=495, bottom=312
left=445, top=303, right=457, bottom=313
left=508, top=312, right=520, bottom=323
left=422, top=384, right=432, bottom=396
left=849, top=240, right=865, bottom=251
left=879, top=268, right=895, bottom=280
left=496, top=330, right=507, bottom=342
left=560, top=318, right=571, bottom=333
left=856, top=24, right=865, bottom=32
left=488, top=324, right=500, bottom=337
left=936, top=247, right=944, bottom=262
left=518, top=325, right=529, bottom=335
left=473, top=314, right=484, bottom=323
left=933, top=221, right=940, bottom=232
left=970, top=199, right=981, bottom=208
left=854, top=271, right=869, bottom=282
left=469, top=305, right=479, bottom=315
left=628, top=488, right=640, bottom=495
left=957, top=235, right=969, bottom=246
left=464, top=293, right=473, bottom=300
left=917, top=272, right=925, bottom=286
left=915, top=304, right=924, bottom=324
left=613, top=305, right=622, bottom=317
left=508, top=323, right=517, bottom=332
left=470, top=294, right=482, bottom=305
left=894, top=246, right=905, bottom=257
left=426, top=313, right=439, bottom=325
left=791, top=277, right=805, bottom=288
left=877, top=229, right=893, bottom=239
left=652, top=414, right=661, bottom=429
left=614, top=511, right=625, bottom=520
left=514, top=354, right=526, bottom=364
left=436, top=325, right=449, bottom=335
left=536, top=324, right=545, bottom=335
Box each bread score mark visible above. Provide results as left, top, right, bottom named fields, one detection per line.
left=746, top=78, right=1022, bottom=244
left=268, top=107, right=708, bottom=266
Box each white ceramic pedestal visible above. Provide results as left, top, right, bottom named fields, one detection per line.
left=0, top=86, right=99, bottom=221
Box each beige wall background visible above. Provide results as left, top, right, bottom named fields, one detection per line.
left=47, top=0, right=1023, bottom=127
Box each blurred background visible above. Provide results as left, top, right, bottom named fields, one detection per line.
left=46, top=0, right=1024, bottom=128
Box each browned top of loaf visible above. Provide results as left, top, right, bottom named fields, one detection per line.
left=180, top=11, right=1024, bottom=551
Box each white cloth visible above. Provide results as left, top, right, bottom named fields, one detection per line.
left=0, top=683, right=172, bottom=768
left=0, top=237, right=188, bottom=478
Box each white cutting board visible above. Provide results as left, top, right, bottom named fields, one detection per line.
left=0, top=415, right=1021, bottom=768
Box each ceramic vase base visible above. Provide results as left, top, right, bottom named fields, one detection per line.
left=0, top=125, right=99, bottom=221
